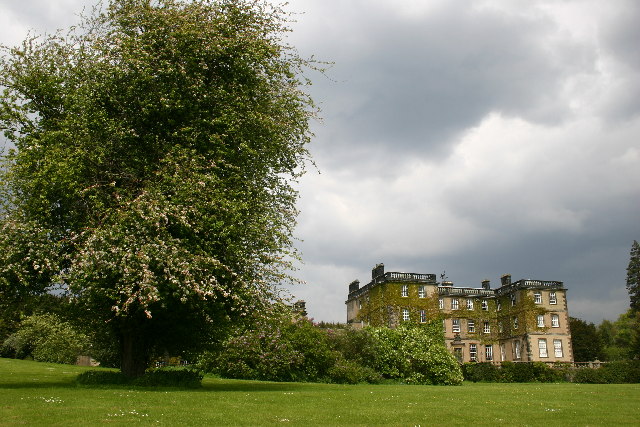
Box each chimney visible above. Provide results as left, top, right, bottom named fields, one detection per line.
left=501, top=274, right=511, bottom=287
left=349, top=280, right=360, bottom=294
left=372, top=263, right=385, bottom=279
left=482, top=279, right=491, bottom=290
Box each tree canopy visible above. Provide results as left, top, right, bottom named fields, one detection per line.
left=0, top=0, right=316, bottom=377
left=626, top=240, right=640, bottom=312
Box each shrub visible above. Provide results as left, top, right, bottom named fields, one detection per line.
left=369, top=324, right=463, bottom=385
left=2, top=314, right=87, bottom=364
left=500, top=361, right=535, bottom=382
left=462, top=363, right=501, bottom=382
left=573, top=367, right=606, bottom=383
left=327, top=358, right=382, bottom=384
left=531, top=362, right=564, bottom=382
left=202, top=317, right=339, bottom=383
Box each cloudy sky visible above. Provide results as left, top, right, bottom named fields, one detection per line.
left=1, top=0, right=638, bottom=324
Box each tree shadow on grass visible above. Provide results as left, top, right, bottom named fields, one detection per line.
left=199, top=381, right=311, bottom=393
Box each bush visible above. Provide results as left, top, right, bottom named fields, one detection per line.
left=573, top=367, right=606, bottom=383
left=2, top=314, right=87, bottom=364
left=573, top=361, right=640, bottom=383
left=76, top=369, right=203, bottom=388
left=367, top=324, right=463, bottom=385
left=327, top=358, right=382, bottom=384
left=202, top=317, right=339, bottom=383
left=462, top=363, right=501, bottom=382
left=201, top=318, right=462, bottom=385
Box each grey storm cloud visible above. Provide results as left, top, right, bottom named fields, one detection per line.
left=293, top=1, right=597, bottom=171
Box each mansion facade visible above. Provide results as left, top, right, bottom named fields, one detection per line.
left=346, top=264, right=573, bottom=363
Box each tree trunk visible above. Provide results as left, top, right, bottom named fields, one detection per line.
left=120, top=330, right=149, bottom=378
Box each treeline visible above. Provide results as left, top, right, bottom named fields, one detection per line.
left=570, top=310, right=640, bottom=362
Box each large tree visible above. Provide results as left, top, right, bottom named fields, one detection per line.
left=0, top=0, right=316, bottom=377
left=626, top=240, right=640, bottom=312
left=569, top=317, right=603, bottom=362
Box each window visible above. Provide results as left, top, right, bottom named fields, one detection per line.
left=500, top=344, right=506, bottom=362
left=466, top=299, right=474, bottom=310
left=442, top=319, right=446, bottom=332
left=358, top=300, right=362, bottom=310
left=452, top=318, right=461, bottom=333
left=401, top=284, right=408, bottom=297
left=420, top=310, right=427, bottom=323
left=481, top=300, right=488, bottom=311
left=402, top=308, right=410, bottom=321
left=498, top=322, right=503, bottom=333
left=538, top=339, right=548, bottom=358
left=470, top=344, right=477, bottom=362
left=513, top=317, right=518, bottom=329
left=483, top=321, right=491, bottom=334
left=549, top=292, right=557, bottom=304
left=537, top=315, right=545, bottom=328
left=418, top=285, right=426, bottom=298
left=514, top=340, right=521, bottom=359
left=439, top=298, right=444, bottom=310
left=467, top=319, right=475, bottom=333
left=510, top=294, right=516, bottom=307
left=553, top=339, right=563, bottom=358
left=485, top=345, right=493, bottom=361
left=534, top=292, right=542, bottom=304
left=452, top=298, right=459, bottom=310
left=551, top=314, right=560, bottom=328
left=497, top=300, right=502, bottom=311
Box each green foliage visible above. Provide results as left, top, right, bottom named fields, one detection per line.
left=570, top=317, right=603, bottom=362
left=573, top=361, right=640, bottom=384
left=2, top=313, right=87, bottom=364
left=355, top=324, right=462, bottom=385
left=327, top=359, right=383, bottom=385
left=76, top=368, right=203, bottom=388
left=626, top=240, right=640, bottom=311
left=201, top=319, right=462, bottom=385
left=462, top=361, right=564, bottom=383
left=397, top=325, right=463, bottom=385
left=597, top=310, right=638, bottom=360
left=200, top=317, right=339, bottom=383
left=0, top=0, right=317, bottom=377
left=462, top=362, right=501, bottom=382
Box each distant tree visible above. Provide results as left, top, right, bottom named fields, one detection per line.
left=597, top=311, right=638, bottom=360
left=627, top=240, right=640, bottom=312
left=0, top=0, right=316, bottom=377
left=569, top=317, right=602, bottom=362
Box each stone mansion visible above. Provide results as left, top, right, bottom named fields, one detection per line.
left=346, top=264, right=573, bottom=363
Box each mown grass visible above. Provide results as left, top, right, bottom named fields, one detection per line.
left=1, top=358, right=639, bottom=426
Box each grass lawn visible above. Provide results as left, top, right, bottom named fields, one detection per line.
left=1, top=358, right=639, bottom=426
